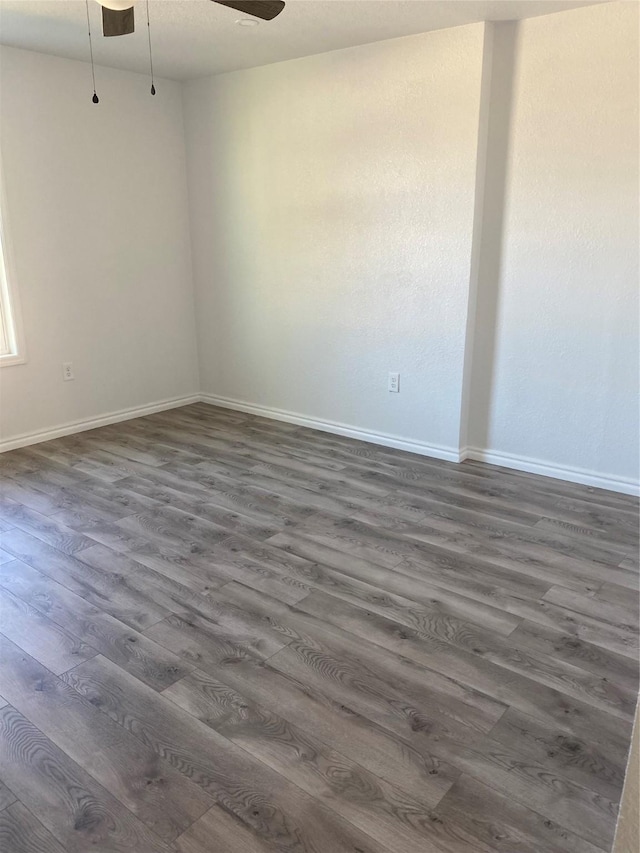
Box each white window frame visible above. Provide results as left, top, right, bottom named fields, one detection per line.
left=0, top=170, right=26, bottom=367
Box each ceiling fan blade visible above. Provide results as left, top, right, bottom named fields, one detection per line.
left=212, top=1, right=285, bottom=21
left=102, top=6, right=135, bottom=37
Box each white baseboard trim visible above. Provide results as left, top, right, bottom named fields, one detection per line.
left=200, top=393, right=461, bottom=463
left=461, top=446, right=640, bottom=497
left=0, top=394, right=201, bottom=453
left=3, top=392, right=635, bottom=496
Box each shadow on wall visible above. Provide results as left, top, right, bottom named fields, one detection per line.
left=464, top=22, right=519, bottom=451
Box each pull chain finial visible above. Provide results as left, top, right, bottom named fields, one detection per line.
left=85, top=0, right=99, bottom=103
left=146, top=0, right=156, bottom=95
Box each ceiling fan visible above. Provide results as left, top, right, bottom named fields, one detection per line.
left=98, top=0, right=285, bottom=38
left=85, top=0, right=283, bottom=102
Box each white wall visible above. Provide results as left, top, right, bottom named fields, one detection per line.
left=2, top=4, right=638, bottom=493
left=614, top=698, right=639, bottom=853
left=183, top=4, right=639, bottom=490
left=184, top=25, right=487, bottom=458
left=0, top=46, right=199, bottom=443
left=467, top=2, right=639, bottom=487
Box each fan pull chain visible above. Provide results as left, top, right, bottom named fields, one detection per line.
left=146, top=0, right=156, bottom=95
left=84, top=0, right=99, bottom=103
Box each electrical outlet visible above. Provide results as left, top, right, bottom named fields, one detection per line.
left=62, top=362, right=74, bottom=381
left=388, top=372, right=400, bottom=393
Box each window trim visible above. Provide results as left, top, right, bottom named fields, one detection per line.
left=0, top=169, right=26, bottom=368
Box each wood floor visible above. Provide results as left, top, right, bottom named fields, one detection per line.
left=0, top=403, right=638, bottom=853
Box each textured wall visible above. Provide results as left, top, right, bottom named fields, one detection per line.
left=470, top=2, right=639, bottom=485
left=0, top=47, right=199, bottom=441
left=2, top=4, right=638, bottom=492
left=614, top=699, right=639, bottom=853
left=184, top=4, right=639, bottom=488
left=184, top=24, right=486, bottom=455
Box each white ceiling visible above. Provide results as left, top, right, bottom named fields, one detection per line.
left=0, top=0, right=606, bottom=81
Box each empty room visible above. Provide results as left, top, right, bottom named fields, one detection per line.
left=0, top=0, right=638, bottom=851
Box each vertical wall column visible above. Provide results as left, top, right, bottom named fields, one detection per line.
left=459, top=21, right=519, bottom=456
left=460, top=3, right=639, bottom=493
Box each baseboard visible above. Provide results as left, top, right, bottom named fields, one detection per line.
left=0, top=394, right=201, bottom=453
left=3, top=392, right=636, bottom=496
left=200, top=393, right=461, bottom=463
left=461, top=446, right=640, bottom=497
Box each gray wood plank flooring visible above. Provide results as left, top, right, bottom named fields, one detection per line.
left=0, top=402, right=638, bottom=853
